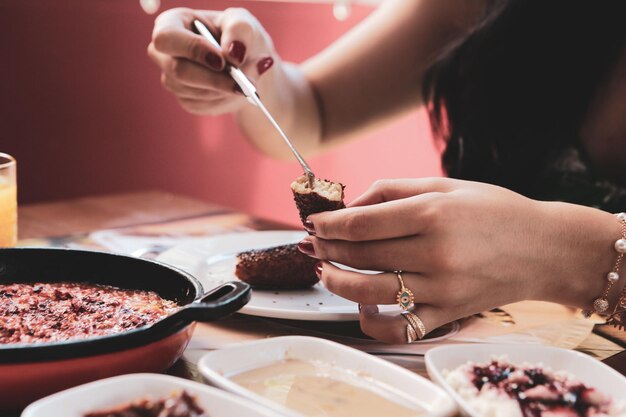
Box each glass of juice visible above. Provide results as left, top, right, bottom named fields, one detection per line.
left=0, top=153, right=17, bottom=247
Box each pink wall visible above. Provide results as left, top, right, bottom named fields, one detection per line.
left=0, top=0, right=441, bottom=226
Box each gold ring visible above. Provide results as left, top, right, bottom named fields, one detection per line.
left=405, top=322, right=418, bottom=343
left=395, top=270, right=414, bottom=310
left=401, top=312, right=419, bottom=343
left=401, top=311, right=426, bottom=340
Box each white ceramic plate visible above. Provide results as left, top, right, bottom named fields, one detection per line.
left=199, top=335, right=457, bottom=417
left=425, top=344, right=626, bottom=417
left=157, top=230, right=401, bottom=321
left=21, top=373, right=285, bottom=417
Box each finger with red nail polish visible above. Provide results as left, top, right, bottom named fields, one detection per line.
left=257, top=57, right=274, bottom=75
left=304, top=219, right=316, bottom=235
left=228, top=41, right=246, bottom=64
left=297, top=239, right=316, bottom=257
left=149, top=7, right=280, bottom=118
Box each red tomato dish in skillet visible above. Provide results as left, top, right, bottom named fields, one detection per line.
left=0, top=282, right=177, bottom=344
left=0, top=248, right=250, bottom=410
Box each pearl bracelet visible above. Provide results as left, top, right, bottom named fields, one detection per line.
left=607, top=278, right=626, bottom=329
left=582, top=212, right=626, bottom=318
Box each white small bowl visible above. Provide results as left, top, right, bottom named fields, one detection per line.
left=198, top=335, right=456, bottom=417
left=425, top=344, right=626, bottom=417
left=21, top=373, right=285, bottom=417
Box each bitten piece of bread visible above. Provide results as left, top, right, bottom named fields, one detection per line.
left=291, top=174, right=345, bottom=225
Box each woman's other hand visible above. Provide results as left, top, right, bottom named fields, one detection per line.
left=147, top=7, right=276, bottom=115
left=299, top=178, right=619, bottom=344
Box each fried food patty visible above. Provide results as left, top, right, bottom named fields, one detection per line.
left=235, top=244, right=319, bottom=290
left=291, top=174, right=345, bottom=225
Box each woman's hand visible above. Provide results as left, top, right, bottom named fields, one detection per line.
left=298, top=178, right=619, bottom=344
left=145, top=2, right=485, bottom=159
left=147, top=7, right=276, bottom=115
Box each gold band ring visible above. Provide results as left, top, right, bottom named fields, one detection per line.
left=395, top=270, right=414, bottom=310
left=401, top=311, right=426, bottom=340
left=401, top=312, right=419, bottom=343
left=405, top=321, right=418, bottom=343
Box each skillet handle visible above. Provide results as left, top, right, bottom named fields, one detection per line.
left=155, top=282, right=251, bottom=330
left=190, top=281, right=251, bottom=321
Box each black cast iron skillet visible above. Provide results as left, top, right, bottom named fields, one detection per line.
left=0, top=247, right=251, bottom=363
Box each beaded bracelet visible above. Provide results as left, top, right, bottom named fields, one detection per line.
left=582, top=212, right=626, bottom=318
left=607, top=282, right=626, bottom=329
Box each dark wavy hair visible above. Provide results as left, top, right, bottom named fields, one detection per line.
left=422, top=0, right=625, bottom=195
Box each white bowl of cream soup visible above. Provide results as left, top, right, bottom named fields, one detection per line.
left=198, top=336, right=456, bottom=417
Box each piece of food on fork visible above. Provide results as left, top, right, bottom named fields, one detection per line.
left=235, top=244, right=319, bottom=290
left=291, top=174, right=345, bottom=226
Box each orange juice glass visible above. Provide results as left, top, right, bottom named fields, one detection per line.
left=0, top=153, right=17, bottom=247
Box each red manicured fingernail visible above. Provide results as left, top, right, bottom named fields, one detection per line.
left=297, top=240, right=315, bottom=257
left=257, top=56, right=274, bottom=75
left=228, top=41, right=246, bottom=64
left=304, top=219, right=316, bottom=235
left=205, top=52, right=223, bottom=70
left=314, top=262, right=323, bottom=278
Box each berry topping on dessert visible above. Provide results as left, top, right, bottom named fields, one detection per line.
left=445, top=357, right=625, bottom=417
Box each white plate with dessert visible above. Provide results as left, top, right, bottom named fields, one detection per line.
left=425, top=344, right=626, bottom=417
left=157, top=230, right=403, bottom=321
left=198, top=335, right=457, bottom=417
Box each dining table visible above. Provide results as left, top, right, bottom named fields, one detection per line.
left=9, top=190, right=626, bottom=416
